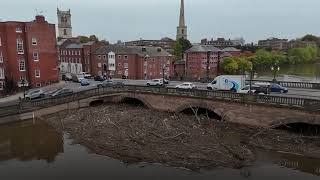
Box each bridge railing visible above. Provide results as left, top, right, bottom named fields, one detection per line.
left=1, top=85, right=320, bottom=118
left=246, top=80, right=320, bottom=89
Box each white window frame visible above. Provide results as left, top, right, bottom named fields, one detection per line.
left=32, top=37, right=37, bottom=46
left=0, top=81, right=4, bottom=90
left=35, top=69, right=40, bottom=78
left=19, top=60, right=26, bottom=71
left=0, top=67, right=4, bottom=79
left=124, top=63, right=128, bottom=69
left=124, top=55, right=128, bottom=60
left=17, top=39, right=24, bottom=54
left=16, top=27, right=22, bottom=33
left=0, top=51, right=3, bottom=63
left=33, top=52, right=39, bottom=61
left=98, top=55, right=101, bottom=60
left=98, top=63, right=102, bottom=68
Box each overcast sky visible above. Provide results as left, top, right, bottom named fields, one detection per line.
left=0, top=0, right=319, bottom=43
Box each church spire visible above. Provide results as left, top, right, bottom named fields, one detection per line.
left=177, top=0, right=187, bottom=40
left=179, top=0, right=185, bottom=27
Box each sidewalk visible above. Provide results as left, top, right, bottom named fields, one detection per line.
left=0, top=81, right=67, bottom=104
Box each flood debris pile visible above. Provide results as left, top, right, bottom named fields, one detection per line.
left=45, top=104, right=320, bottom=170
left=46, top=104, right=254, bottom=170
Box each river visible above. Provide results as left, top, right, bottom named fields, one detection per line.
left=256, top=63, right=320, bottom=82
left=0, top=119, right=319, bottom=180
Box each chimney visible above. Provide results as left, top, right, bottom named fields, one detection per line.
left=35, top=15, right=45, bottom=23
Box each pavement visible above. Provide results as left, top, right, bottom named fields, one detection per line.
left=0, top=79, right=319, bottom=107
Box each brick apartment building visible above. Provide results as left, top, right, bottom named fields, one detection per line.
left=184, top=45, right=240, bottom=80
left=258, top=38, right=288, bottom=50
left=58, top=38, right=101, bottom=75
left=92, top=46, right=174, bottom=80
left=201, top=38, right=236, bottom=48
left=0, top=15, right=59, bottom=92
left=124, top=37, right=175, bottom=51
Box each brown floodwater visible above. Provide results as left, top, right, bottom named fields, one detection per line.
left=0, top=119, right=319, bottom=180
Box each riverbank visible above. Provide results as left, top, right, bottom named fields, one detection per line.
left=44, top=103, right=320, bottom=170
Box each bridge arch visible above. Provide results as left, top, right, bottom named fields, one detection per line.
left=119, top=95, right=153, bottom=109
left=176, top=103, right=225, bottom=120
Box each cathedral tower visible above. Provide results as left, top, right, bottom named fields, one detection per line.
left=57, top=8, right=72, bottom=39
left=176, top=0, right=187, bottom=40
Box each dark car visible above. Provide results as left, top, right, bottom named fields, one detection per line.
left=97, top=80, right=125, bottom=88
left=270, top=84, right=288, bottom=93
left=94, top=75, right=106, bottom=81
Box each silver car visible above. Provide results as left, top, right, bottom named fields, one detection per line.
left=25, top=89, right=45, bottom=100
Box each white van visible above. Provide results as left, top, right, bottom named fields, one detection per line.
left=207, top=75, right=246, bottom=92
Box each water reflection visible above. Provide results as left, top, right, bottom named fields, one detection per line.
left=0, top=120, right=63, bottom=163
left=0, top=120, right=319, bottom=179
left=257, top=63, right=320, bottom=82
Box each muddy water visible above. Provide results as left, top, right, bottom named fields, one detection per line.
left=0, top=120, right=319, bottom=180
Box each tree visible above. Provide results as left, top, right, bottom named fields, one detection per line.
left=173, top=40, right=183, bottom=61
left=89, top=35, right=99, bottom=42
left=220, top=57, right=239, bottom=74
left=238, top=58, right=253, bottom=74
left=302, top=34, right=319, bottom=42
left=172, top=38, right=192, bottom=61
left=79, top=36, right=90, bottom=43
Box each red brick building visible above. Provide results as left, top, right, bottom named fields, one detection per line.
left=184, top=45, right=242, bottom=80
left=92, top=46, right=174, bottom=80
left=0, top=15, right=58, bottom=92
left=58, top=38, right=101, bottom=75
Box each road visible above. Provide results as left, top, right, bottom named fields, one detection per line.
left=0, top=79, right=319, bottom=107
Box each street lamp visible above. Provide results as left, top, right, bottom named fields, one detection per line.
left=162, top=64, right=168, bottom=85
left=271, top=64, right=280, bottom=82
left=249, top=67, right=255, bottom=94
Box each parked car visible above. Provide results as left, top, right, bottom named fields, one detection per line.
left=270, top=83, right=288, bottom=93
left=238, top=85, right=268, bottom=95
left=25, top=89, right=45, bottom=100
left=72, top=74, right=85, bottom=83
left=94, top=75, right=106, bottom=81
left=82, top=72, right=92, bottom=79
left=62, top=73, right=72, bottom=81
left=80, top=79, right=90, bottom=86
left=175, top=82, right=197, bottom=90
left=146, top=79, right=163, bottom=86
left=50, top=88, right=73, bottom=97
left=97, top=80, right=125, bottom=88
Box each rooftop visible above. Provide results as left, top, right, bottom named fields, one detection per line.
left=94, top=45, right=172, bottom=57
left=186, top=45, right=221, bottom=53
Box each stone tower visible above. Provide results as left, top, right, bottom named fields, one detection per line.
left=176, top=0, right=187, bottom=40
left=57, top=8, right=72, bottom=39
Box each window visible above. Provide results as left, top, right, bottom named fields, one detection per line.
left=33, top=52, right=39, bottom=61
left=17, top=39, right=24, bottom=54
left=124, top=55, right=128, bottom=60
left=0, top=52, right=3, bottom=63
left=32, top=37, right=37, bottom=46
left=35, top=69, right=40, bottom=78
left=98, top=55, right=101, bottom=59
left=0, top=81, right=3, bottom=90
left=124, top=63, right=128, bottom=68
left=0, top=37, right=2, bottom=46
left=0, top=67, right=4, bottom=79
left=98, top=63, right=101, bottom=68
left=103, top=55, right=107, bottom=59
left=118, top=55, right=121, bottom=59
left=71, top=50, right=74, bottom=55
left=36, top=83, right=41, bottom=87
left=16, top=27, right=22, bottom=33
left=19, top=60, right=25, bottom=71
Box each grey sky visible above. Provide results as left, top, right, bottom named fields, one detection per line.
left=0, top=0, right=319, bottom=43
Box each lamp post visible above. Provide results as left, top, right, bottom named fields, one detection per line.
left=162, top=64, right=168, bottom=85
left=271, top=64, right=280, bottom=82
left=206, top=50, right=211, bottom=83
left=249, top=67, right=254, bottom=94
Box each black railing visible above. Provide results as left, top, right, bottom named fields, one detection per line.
left=1, top=85, right=320, bottom=118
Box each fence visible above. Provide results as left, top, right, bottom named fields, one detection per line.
left=1, top=85, right=320, bottom=118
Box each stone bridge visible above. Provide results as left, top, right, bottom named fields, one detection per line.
left=78, top=91, right=320, bottom=128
